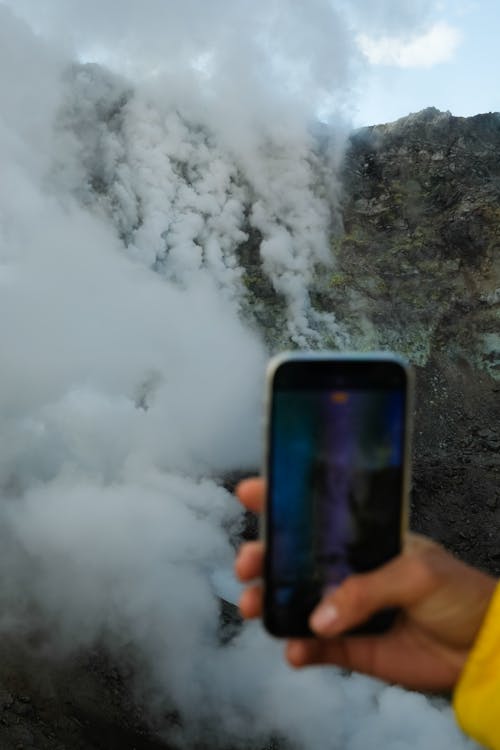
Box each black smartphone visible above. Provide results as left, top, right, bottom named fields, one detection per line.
left=263, top=352, right=412, bottom=638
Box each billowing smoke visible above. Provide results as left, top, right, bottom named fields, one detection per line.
left=0, top=1, right=470, bottom=747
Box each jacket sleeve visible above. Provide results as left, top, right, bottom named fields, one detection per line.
left=453, top=582, right=500, bottom=749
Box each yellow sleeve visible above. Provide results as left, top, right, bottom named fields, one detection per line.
left=453, top=582, right=500, bottom=749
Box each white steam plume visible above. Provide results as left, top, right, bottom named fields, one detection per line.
left=0, top=2, right=471, bottom=748
left=2, top=0, right=355, bottom=345
left=56, top=61, right=349, bottom=346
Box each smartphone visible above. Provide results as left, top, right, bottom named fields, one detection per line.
left=263, top=352, right=412, bottom=638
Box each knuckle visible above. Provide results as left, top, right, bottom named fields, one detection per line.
left=404, top=548, right=442, bottom=589
left=234, top=549, right=246, bottom=575
left=341, top=577, right=370, bottom=615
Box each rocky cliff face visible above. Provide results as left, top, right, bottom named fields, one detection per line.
left=326, top=107, right=500, bottom=375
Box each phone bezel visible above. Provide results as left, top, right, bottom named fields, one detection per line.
left=262, top=351, right=413, bottom=637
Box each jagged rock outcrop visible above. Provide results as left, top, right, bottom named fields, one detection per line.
left=319, top=108, right=500, bottom=375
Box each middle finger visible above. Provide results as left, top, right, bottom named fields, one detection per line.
left=235, top=540, right=264, bottom=582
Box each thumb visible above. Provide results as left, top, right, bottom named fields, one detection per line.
left=309, top=552, right=433, bottom=637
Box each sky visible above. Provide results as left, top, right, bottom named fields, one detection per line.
left=353, top=0, right=500, bottom=125
left=2, top=0, right=499, bottom=128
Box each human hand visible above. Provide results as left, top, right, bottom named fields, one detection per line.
left=234, top=477, right=497, bottom=692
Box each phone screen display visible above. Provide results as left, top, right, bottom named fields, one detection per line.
left=265, top=358, right=408, bottom=636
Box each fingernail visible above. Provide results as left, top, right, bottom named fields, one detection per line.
left=310, top=603, right=339, bottom=633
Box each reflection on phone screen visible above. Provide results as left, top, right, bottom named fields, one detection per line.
left=268, top=388, right=404, bottom=624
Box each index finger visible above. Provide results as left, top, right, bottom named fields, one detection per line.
left=235, top=477, right=265, bottom=513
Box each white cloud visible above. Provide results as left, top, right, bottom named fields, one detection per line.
left=358, top=21, right=462, bottom=68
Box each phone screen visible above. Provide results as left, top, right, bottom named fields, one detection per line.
left=264, top=357, right=409, bottom=637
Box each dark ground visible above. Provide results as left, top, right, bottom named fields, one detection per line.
left=0, top=641, right=168, bottom=750
left=411, top=356, right=500, bottom=573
